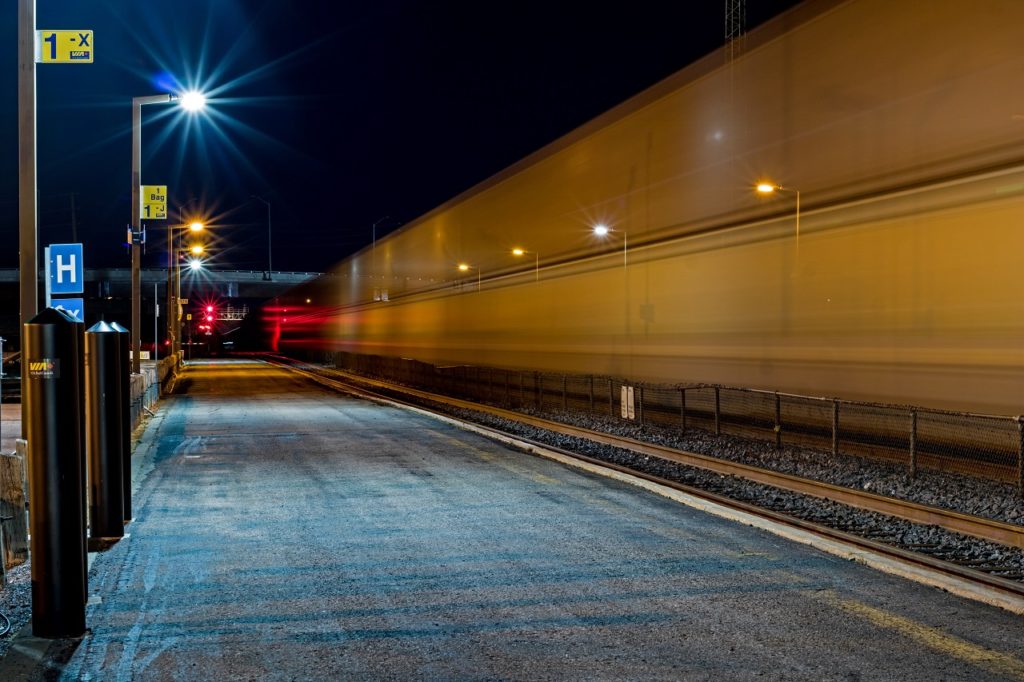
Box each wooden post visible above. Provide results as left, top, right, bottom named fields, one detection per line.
left=561, top=375, right=567, bottom=411
left=589, top=376, right=594, bottom=412
left=534, top=372, right=540, bottom=410
left=774, top=392, right=782, bottom=449
left=832, top=400, right=840, bottom=456
left=680, top=388, right=687, bottom=433
left=0, top=448, right=28, bottom=568
left=504, top=370, right=509, bottom=407
left=638, top=386, right=645, bottom=425
left=714, top=387, right=721, bottom=436
left=519, top=371, right=524, bottom=408
left=909, top=410, right=918, bottom=478
left=608, top=378, right=614, bottom=417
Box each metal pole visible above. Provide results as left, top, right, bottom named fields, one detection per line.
left=131, top=99, right=141, bottom=374
left=153, top=282, right=159, bottom=365
left=909, top=410, right=918, bottom=478
left=534, top=252, right=539, bottom=282
left=166, top=223, right=174, bottom=359
left=19, top=0, right=38, bottom=438
left=131, top=94, right=172, bottom=375
left=832, top=399, right=840, bottom=456
left=1015, top=416, right=1022, bottom=493
left=267, top=201, right=272, bottom=279
left=774, top=392, right=782, bottom=449
left=175, top=230, right=181, bottom=358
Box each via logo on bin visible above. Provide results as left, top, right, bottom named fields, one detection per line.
left=29, top=358, right=60, bottom=379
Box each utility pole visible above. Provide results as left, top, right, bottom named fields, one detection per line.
left=18, top=0, right=37, bottom=437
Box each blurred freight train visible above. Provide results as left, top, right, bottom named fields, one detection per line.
left=275, top=0, right=1024, bottom=416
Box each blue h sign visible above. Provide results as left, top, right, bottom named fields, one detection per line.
left=49, top=243, right=84, bottom=295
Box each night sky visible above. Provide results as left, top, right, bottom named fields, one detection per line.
left=0, top=1, right=798, bottom=273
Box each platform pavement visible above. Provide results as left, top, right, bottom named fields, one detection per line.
left=2, top=358, right=1024, bottom=680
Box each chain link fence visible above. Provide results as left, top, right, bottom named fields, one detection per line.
left=309, top=350, right=1023, bottom=491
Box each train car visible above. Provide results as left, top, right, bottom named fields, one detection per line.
left=278, top=0, right=1024, bottom=415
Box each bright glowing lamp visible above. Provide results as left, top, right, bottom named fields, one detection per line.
left=593, top=224, right=609, bottom=237
left=188, top=259, right=203, bottom=271
left=189, top=221, right=204, bottom=232
left=512, top=248, right=525, bottom=256
left=458, top=263, right=470, bottom=272
left=179, top=90, right=207, bottom=112
left=190, top=244, right=204, bottom=255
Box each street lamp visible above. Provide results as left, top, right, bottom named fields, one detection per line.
left=756, top=182, right=800, bottom=243
left=250, top=195, right=272, bottom=280
left=512, top=247, right=539, bottom=282
left=593, top=223, right=627, bottom=267
left=131, top=91, right=205, bottom=373
left=458, top=263, right=480, bottom=291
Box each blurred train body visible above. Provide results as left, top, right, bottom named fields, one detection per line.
left=279, top=0, right=1024, bottom=415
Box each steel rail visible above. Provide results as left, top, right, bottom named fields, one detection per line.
left=265, top=356, right=1024, bottom=554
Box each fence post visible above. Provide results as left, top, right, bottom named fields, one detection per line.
left=534, top=372, right=540, bottom=410
left=832, top=400, right=840, bottom=456
left=589, top=376, right=594, bottom=412
left=680, top=388, right=687, bottom=433
left=562, top=375, right=567, bottom=411
left=638, top=386, right=645, bottom=425
left=519, top=371, right=524, bottom=408
left=1016, top=416, right=1023, bottom=494
left=714, top=387, right=721, bottom=436
left=774, top=392, right=782, bottom=449
left=504, top=370, right=509, bottom=407
left=909, top=410, right=918, bottom=478
left=608, top=378, right=614, bottom=417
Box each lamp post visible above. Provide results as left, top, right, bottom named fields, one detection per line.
left=457, top=263, right=480, bottom=292
left=512, top=247, right=539, bottom=281
left=593, top=224, right=627, bottom=267
left=251, top=195, right=272, bottom=280
left=173, top=227, right=202, bottom=358
left=169, top=198, right=201, bottom=357
left=131, top=91, right=205, bottom=373
left=756, top=182, right=800, bottom=243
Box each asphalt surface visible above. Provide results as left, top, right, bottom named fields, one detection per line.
left=38, top=360, right=1024, bottom=680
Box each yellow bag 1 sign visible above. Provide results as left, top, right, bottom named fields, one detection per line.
left=142, top=185, right=168, bottom=220
left=37, top=30, right=93, bottom=63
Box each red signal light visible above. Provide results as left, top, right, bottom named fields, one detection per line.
left=206, top=305, right=214, bottom=313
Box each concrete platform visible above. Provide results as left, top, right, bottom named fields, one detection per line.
left=13, top=359, right=1024, bottom=679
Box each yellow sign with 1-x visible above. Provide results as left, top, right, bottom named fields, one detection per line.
left=37, top=30, right=93, bottom=64
left=142, top=185, right=168, bottom=220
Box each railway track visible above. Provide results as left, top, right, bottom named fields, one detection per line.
left=263, top=354, right=1024, bottom=609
